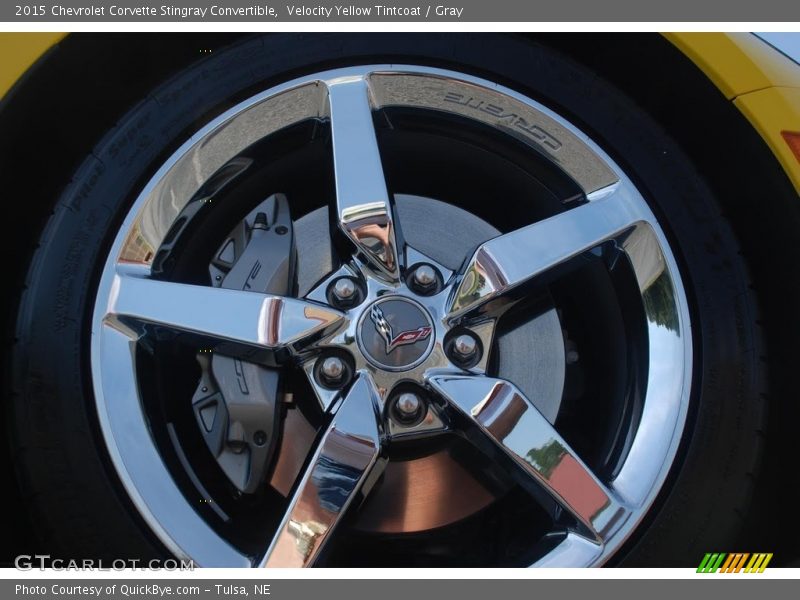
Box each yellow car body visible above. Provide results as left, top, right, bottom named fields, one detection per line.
left=1, top=32, right=800, bottom=193
left=664, top=33, right=800, bottom=194
left=0, top=32, right=64, bottom=99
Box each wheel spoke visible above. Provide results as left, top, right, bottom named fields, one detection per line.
left=105, top=274, right=344, bottom=360
left=327, top=76, right=401, bottom=281
left=260, top=374, right=385, bottom=567
left=447, top=184, right=647, bottom=321
left=427, top=374, right=630, bottom=542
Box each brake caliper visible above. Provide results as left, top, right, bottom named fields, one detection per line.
left=191, top=193, right=295, bottom=494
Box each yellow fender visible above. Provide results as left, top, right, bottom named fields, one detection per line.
left=667, top=33, right=800, bottom=193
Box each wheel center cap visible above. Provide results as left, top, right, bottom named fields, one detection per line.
left=357, top=296, right=435, bottom=371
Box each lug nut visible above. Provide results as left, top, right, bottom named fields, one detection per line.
left=413, top=265, right=436, bottom=286
left=315, top=355, right=353, bottom=389
left=314, top=354, right=353, bottom=390
left=453, top=334, right=478, bottom=358
left=409, top=264, right=440, bottom=295
left=396, top=392, right=421, bottom=417
left=320, top=356, right=345, bottom=382
left=333, top=278, right=356, bottom=300
left=447, top=332, right=482, bottom=368
left=328, top=277, right=361, bottom=308
left=390, top=391, right=426, bottom=426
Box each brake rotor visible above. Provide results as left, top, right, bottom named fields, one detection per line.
left=264, top=194, right=566, bottom=533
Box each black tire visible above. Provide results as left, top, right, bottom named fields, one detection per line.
left=9, top=33, right=766, bottom=565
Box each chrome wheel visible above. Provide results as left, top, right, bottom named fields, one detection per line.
left=91, top=65, right=692, bottom=567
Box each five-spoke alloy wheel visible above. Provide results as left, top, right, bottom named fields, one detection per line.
left=92, top=65, right=691, bottom=567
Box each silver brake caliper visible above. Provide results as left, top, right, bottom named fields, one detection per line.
left=191, top=193, right=295, bottom=494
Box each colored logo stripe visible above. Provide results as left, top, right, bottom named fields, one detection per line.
left=719, top=553, right=750, bottom=572
left=744, top=553, right=773, bottom=573
left=697, top=553, right=773, bottom=573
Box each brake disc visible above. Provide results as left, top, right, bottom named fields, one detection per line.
left=291, top=194, right=567, bottom=533
left=190, top=192, right=565, bottom=530
left=190, top=193, right=294, bottom=494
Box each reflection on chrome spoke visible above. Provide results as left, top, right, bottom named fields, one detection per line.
left=260, top=375, right=385, bottom=567
left=428, top=374, right=630, bottom=542
left=447, top=184, right=647, bottom=321
left=105, top=274, right=345, bottom=360
left=328, top=76, right=401, bottom=282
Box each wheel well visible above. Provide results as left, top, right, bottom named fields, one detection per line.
left=2, top=32, right=798, bottom=563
